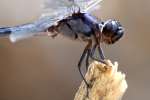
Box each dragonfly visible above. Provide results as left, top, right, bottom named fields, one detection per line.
left=0, top=0, right=124, bottom=91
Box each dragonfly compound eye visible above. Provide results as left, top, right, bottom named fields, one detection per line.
left=101, top=20, right=124, bottom=44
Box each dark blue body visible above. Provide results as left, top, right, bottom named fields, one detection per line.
left=0, top=27, right=11, bottom=36
left=55, top=12, right=101, bottom=40
left=81, top=13, right=100, bottom=37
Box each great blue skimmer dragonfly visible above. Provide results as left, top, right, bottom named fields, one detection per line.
left=0, top=0, right=124, bottom=90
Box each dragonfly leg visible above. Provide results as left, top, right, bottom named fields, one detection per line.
left=90, top=44, right=97, bottom=58
left=97, top=44, right=105, bottom=60
left=78, top=40, right=92, bottom=85
left=90, top=44, right=106, bottom=64
left=78, top=40, right=92, bottom=97
left=85, top=49, right=90, bottom=71
left=90, top=33, right=106, bottom=64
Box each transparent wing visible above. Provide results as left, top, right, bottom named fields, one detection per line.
left=9, top=0, right=103, bottom=42
left=74, top=0, right=103, bottom=12
left=9, top=16, right=60, bottom=42
left=42, top=0, right=103, bottom=17
left=10, top=0, right=74, bottom=42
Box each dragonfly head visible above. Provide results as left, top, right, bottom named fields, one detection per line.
left=100, top=19, right=124, bottom=44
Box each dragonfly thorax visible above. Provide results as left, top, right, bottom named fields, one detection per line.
left=48, top=12, right=100, bottom=41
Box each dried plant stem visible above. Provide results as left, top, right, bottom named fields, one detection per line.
left=74, top=60, right=128, bottom=100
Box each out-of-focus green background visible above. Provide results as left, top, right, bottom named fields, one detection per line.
left=0, top=0, right=149, bottom=100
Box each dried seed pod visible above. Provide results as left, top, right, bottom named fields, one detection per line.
left=74, top=60, right=128, bottom=100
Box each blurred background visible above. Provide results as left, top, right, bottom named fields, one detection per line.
left=0, top=0, right=149, bottom=100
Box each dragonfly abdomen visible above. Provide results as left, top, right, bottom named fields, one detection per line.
left=0, top=27, right=11, bottom=37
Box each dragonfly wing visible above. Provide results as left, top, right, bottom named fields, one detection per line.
left=9, top=0, right=103, bottom=42
left=42, top=0, right=103, bottom=16
left=9, top=0, right=73, bottom=42
left=42, top=0, right=74, bottom=17
left=9, top=16, right=59, bottom=42
left=75, top=0, right=103, bottom=12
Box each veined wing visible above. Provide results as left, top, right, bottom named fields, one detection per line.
left=9, top=0, right=75, bottom=42
left=8, top=16, right=61, bottom=42
left=42, top=0, right=103, bottom=17
left=74, top=0, right=103, bottom=12
left=5, top=0, right=103, bottom=42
